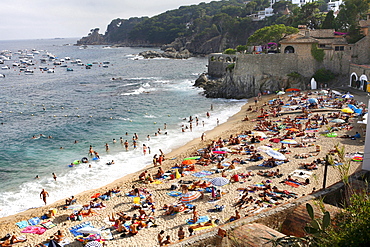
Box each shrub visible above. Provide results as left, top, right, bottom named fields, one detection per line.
left=287, top=72, right=301, bottom=79
left=224, top=48, right=236, bottom=54
left=311, top=44, right=325, bottom=62
left=313, top=69, right=335, bottom=83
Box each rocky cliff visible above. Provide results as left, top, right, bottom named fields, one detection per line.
left=194, top=72, right=308, bottom=99
left=77, top=28, right=107, bottom=45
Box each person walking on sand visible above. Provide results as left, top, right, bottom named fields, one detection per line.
left=52, top=173, right=57, bottom=181
left=201, top=133, right=205, bottom=141
left=40, top=189, right=49, bottom=205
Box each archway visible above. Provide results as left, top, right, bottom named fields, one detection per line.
left=284, top=46, right=295, bottom=53
left=360, top=74, right=369, bottom=92
left=225, top=57, right=232, bottom=63
left=350, top=72, right=357, bottom=87
left=218, top=56, right=224, bottom=62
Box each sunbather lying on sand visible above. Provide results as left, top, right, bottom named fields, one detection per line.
left=0, top=234, right=27, bottom=247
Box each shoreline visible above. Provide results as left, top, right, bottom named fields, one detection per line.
left=0, top=91, right=365, bottom=247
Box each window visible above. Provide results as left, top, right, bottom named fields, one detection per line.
left=335, top=46, right=344, bottom=51
left=319, top=44, right=326, bottom=48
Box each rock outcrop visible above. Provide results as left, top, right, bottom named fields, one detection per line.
left=77, top=28, right=107, bottom=45
left=195, top=72, right=308, bottom=99
left=139, top=48, right=191, bottom=59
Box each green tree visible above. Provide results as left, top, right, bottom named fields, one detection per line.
left=247, top=24, right=298, bottom=45
left=224, top=48, right=236, bottom=54
left=321, top=10, right=336, bottom=29
left=291, top=2, right=325, bottom=29
left=336, top=0, right=370, bottom=42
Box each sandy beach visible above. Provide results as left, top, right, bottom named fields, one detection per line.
left=0, top=90, right=365, bottom=247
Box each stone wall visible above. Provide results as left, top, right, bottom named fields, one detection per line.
left=351, top=35, right=370, bottom=65
left=208, top=54, right=236, bottom=78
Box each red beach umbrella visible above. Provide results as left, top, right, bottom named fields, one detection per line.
left=182, top=159, right=197, bottom=165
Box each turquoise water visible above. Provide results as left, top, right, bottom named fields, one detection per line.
left=0, top=38, right=246, bottom=216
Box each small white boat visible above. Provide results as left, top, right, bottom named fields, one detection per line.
left=0, top=74, right=5, bottom=78
left=47, top=69, right=55, bottom=73
left=0, top=60, right=3, bottom=64
left=12, top=63, right=20, bottom=67
left=1, top=65, right=10, bottom=70
left=102, top=64, right=108, bottom=68
left=103, top=61, right=110, bottom=64
left=24, top=69, right=34, bottom=74
left=64, top=57, right=71, bottom=60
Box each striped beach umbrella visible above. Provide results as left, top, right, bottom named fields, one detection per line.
left=85, top=241, right=103, bottom=247
left=342, top=93, right=353, bottom=99
left=180, top=191, right=202, bottom=202
left=210, top=177, right=229, bottom=187
left=280, top=139, right=298, bottom=145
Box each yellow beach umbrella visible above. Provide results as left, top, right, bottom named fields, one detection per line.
left=341, top=108, right=354, bottom=114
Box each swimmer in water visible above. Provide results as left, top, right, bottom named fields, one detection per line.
left=52, top=173, right=57, bottom=181
left=35, top=175, right=39, bottom=179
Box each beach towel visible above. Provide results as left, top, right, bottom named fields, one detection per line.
left=69, top=221, right=93, bottom=237
left=284, top=181, right=300, bottom=188
left=41, top=220, right=57, bottom=229
left=21, top=225, right=47, bottom=235
left=167, top=191, right=182, bottom=197
left=125, top=193, right=145, bottom=199
left=100, top=229, right=113, bottom=240
left=28, top=217, right=41, bottom=226
left=192, top=172, right=207, bottom=178
left=192, top=224, right=217, bottom=231
left=16, top=220, right=30, bottom=229
left=65, top=204, right=83, bottom=210
left=186, top=215, right=210, bottom=225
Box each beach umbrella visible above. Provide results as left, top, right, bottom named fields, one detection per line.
left=180, top=191, right=202, bottom=202
left=285, top=88, right=300, bottom=92
left=330, top=119, right=345, bottom=123
left=341, top=108, right=354, bottom=113
left=280, top=139, right=298, bottom=145
left=213, top=150, right=227, bottom=154
left=307, top=98, right=318, bottom=104
left=76, top=226, right=102, bottom=235
left=48, top=240, right=62, bottom=247
left=85, top=241, right=103, bottom=247
left=91, top=193, right=101, bottom=199
left=277, top=91, right=285, bottom=95
left=342, top=94, right=353, bottom=99
left=266, top=149, right=286, bottom=160
left=210, top=177, right=229, bottom=187
left=182, top=159, right=197, bottom=165
left=332, top=90, right=342, bottom=95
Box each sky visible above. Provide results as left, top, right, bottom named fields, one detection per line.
left=0, top=0, right=218, bottom=41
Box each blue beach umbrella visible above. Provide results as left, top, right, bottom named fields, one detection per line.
left=342, top=93, right=353, bottom=99
left=307, top=98, right=318, bottom=104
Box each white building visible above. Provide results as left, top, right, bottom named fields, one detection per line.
left=327, top=0, right=343, bottom=14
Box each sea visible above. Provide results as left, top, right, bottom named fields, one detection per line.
left=0, top=38, right=246, bottom=217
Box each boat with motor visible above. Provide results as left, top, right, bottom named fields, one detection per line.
left=1, top=65, right=10, bottom=70
left=24, top=69, right=34, bottom=75
left=67, top=68, right=73, bottom=71
left=0, top=74, right=5, bottom=78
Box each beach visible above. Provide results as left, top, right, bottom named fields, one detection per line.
left=0, top=90, right=365, bottom=247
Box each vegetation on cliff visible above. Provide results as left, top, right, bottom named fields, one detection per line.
left=78, top=0, right=369, bottom=54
